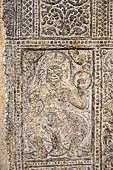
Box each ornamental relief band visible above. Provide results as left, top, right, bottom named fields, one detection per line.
left=40, top=0, right=90, bottom=37
left=2, top=0, right=113, bottom=170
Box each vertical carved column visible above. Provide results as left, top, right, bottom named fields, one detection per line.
left=92, top=0, right=96, bottom=37
left=94, top=48, right=102, bottom=170
left=96, top=0, right=109, bottom=38
left=101, top=49, right=113, bottom=170
left=109, top=0, right=113, bottom=38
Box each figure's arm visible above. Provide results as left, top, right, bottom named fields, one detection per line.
left=61, top=88, right=86, bottom=110
left=71, top=89, right=86, bottom=109
left=24, top=90, right=42, bottom=123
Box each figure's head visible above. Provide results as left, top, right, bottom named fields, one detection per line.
left=46, top=64, right=63, bottom=85
left=37, top=51, right=70, bottom=87
left=74, top=71, right=92, bottom=90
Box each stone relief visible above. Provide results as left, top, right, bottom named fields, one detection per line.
left=102, top=49, right=113, bottom=170
left=40, top=0, right=91, bottom=37
left=2, top=0, right=113, bottom=169
left=22, top=50, right=93, bottom=163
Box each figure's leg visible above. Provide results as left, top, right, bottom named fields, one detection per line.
left=49, top=131, right=67, bottom=157
left=31, top=135, right=48, bottom=159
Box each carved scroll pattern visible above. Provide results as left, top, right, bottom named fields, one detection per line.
left=102, top=49, right=113, bottom=170
left=40, top=0, right=91, bottom=37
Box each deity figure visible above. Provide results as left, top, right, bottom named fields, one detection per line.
left=24, top=51, right=92, bottom=159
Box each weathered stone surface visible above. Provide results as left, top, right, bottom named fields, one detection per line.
left=0, top=0, right=113, bottom=170
left=0, top=1, right=8, bottom=169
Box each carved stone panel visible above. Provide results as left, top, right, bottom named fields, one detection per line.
left=4, top=47, right=94, bottom=169
left=3, top=0, right=92, bottom=38
left=2, top=0, right=113, bottom=169
left=21, top=49, right=93, bottom=169
left=40, top=0, right=91, bottom=37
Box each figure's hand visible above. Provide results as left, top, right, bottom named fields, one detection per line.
left=78, top=89, right=85, bottom=97
left=60, top=88, right=86, bottom=109
left=60, top=88, right=72, bottom=102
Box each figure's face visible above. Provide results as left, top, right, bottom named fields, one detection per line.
left=47, top=65, right=63, bottom=85
left=77, top=78, right=86, bottom=89
left=74, top=71, right=92, bottom=90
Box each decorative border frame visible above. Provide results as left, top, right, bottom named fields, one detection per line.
left=4, top=40, right=104, bottom=170
left=101, top=48, right=113, bottom=170
left=21, top=47, right=94, bottom=169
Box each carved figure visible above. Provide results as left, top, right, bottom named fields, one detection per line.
left=24, top=51, right=91, bottom=159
